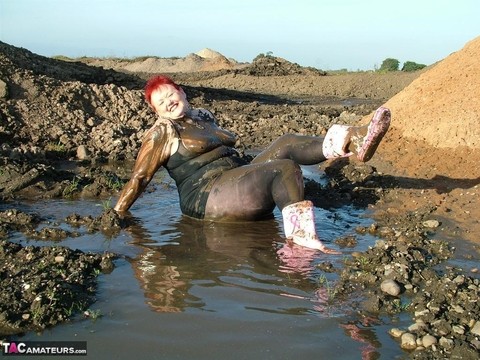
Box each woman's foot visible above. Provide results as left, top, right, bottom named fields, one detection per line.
left=352, top=107, right=391, bottom=162
left=282, top=200, right=340, bottom=254
left=322, top=107, right=391, bottom=162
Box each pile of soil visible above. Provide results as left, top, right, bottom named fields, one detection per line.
left=361, top=36, right=480, bottom=245
left=80, top=47, right=241, bottom=74
left=1, top=37, right=480, bottom=358
left=366, top=36, right=480, bottom=177
left=384, top=37, right=480, bottom=150
left=234, top=54, right=327, bottom=76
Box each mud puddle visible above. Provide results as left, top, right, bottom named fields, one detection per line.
left=2, top=166, right=479, bottom=359
left=1, top=167, right=413, bottom=359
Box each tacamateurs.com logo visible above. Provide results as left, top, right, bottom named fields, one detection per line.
left=2, top=341, right=87, bottom=356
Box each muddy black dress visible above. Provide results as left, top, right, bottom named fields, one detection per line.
left=114, top=108, right=324, bottom=220
left=114, top=109, right=249, bottom=217
left=164, top=116, right=248, bottom=218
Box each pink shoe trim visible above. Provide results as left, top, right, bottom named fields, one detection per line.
left=357, top=107, right=391, bottom=162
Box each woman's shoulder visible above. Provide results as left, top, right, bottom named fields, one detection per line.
left=145, top=118, right=179, bottom=139
left=153, top=117, right=176, bottom=128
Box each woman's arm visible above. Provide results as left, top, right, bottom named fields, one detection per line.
left=114, top=121, right=178, bottom=212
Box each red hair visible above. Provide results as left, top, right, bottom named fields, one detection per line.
left=144, top=75, right=182, bottom=106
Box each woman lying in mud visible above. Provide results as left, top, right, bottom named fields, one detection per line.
left=114, top=75, right=391, bottom=254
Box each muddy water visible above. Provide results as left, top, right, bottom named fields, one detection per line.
left=8, top=168, right=408, bottom=359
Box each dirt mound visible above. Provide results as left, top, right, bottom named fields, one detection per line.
left=238, top=54, right=326, bottom=77
left=195, top=48, right=225, bottom=59
left=386, top=36, right=480, bottom=149
left=81, top=52, right=326, bottom=77
left=0, top=41, right=140, bottom=88
left=0, top=42, right=153, bottom=161
left=359, top=36, right=480, bottom=247
left=81, top=49, right=240, bottom=74
left=123, top=52, right=237, bottom=73
left=364, top=36, right=480, bottom=179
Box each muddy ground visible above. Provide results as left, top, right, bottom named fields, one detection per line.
left=0, top=41, right=479, bottom=358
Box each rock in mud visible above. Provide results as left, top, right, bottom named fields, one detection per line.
left=401, top=332, right=417, bottom=350
left=422, top=219, right=440, bottom=228
left=380, top=279, right=401, bottom=296
left=421, top=334, right=438, bottom=348
left=389, top=328, right=405, bottom=338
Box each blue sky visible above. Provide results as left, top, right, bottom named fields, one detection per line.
left=1, top=0, right=479, bottom=70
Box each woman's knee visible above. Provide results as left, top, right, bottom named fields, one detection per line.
left=274, top=158, right=302, bottom=176
left=276, top=134, right=301, bottom=150
left=273, top=134, right=307, bottom=158
left=278, top=133, right=300, bottom=142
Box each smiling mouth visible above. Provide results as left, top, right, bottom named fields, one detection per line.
left=169, top=103, right=178, bottom=112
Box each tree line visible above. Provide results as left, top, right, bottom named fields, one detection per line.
left=378, top=58, right=427, bottom=72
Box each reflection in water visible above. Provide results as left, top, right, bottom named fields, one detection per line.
left=123, top=213, right=348, bottom=315
left=5, top=187, right=390, bottom=357
left=340, top=317, right=382, bottom=360
left=126, top=215, right=290, bottom=313
left=123, top=213, right=381, bottom=359
left=135, top=249, right=186, bottom=313
left=277, top=242, right=319, bottom=274
left=127, top=216, right=381, bottom=360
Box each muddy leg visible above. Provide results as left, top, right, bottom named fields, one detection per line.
left=252, top=134, right=327, bottom=164
left=205, top=159, right=304, bottom=221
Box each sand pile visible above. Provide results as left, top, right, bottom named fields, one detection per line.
left=85, top=49, right=238, bottom=74
left=195, top=48, right=224, bottom=59
left=368, top=36, right=480, bottom=178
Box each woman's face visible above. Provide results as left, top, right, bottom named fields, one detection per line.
left=150, top=84, right=190, bottom=119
